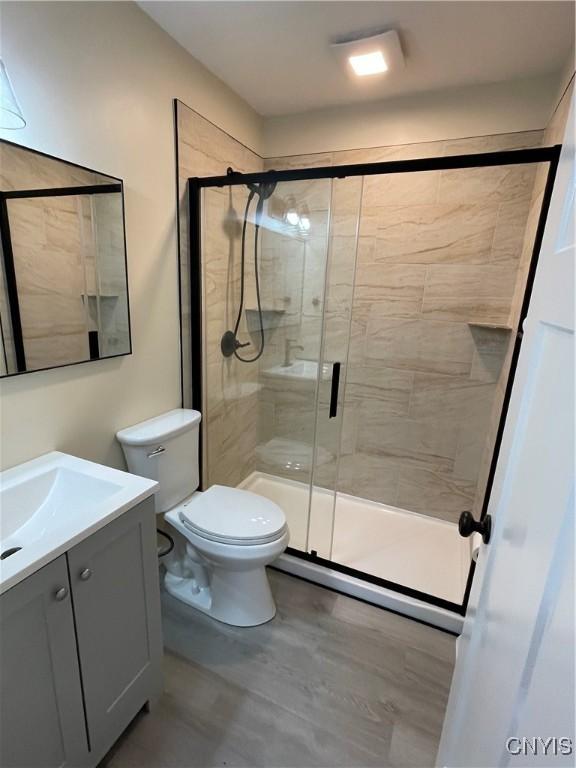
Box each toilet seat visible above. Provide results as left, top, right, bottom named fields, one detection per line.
left=179, top=485, right=287, bottom=546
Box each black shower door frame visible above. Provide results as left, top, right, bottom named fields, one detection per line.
left=188, top=143, right=561, bottom=616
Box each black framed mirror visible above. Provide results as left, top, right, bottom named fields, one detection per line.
left=0, top=140, right=131, bottom=376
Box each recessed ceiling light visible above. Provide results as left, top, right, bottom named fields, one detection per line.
left=349, top=50, right=388, bottom=77
left=331, top=30, right=404, bottom=81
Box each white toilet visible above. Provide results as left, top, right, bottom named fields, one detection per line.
left=117, top=409, right=289, bottom=627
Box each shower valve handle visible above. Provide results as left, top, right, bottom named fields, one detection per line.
left=221, top=330, right=250, bottom=357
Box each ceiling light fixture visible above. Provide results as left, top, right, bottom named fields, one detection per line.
left=332, top=30, right=404, bottom=80
left=349, top=50, right=388, bottom=77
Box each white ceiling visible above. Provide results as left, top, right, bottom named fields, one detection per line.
left=140, top=1, right=574, bottom=116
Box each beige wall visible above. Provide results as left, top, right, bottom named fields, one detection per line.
left=263, top=75, right=560, bottom=157
left=0, top=1, right=262, bottom=471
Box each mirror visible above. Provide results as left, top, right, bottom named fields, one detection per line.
left=0, top=140, right=131, bottom=376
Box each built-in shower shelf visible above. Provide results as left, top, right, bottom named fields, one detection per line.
left=245, top=308, right=286, bottom=332
left=467, top=322, right=513, bottom=332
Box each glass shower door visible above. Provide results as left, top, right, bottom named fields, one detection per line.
left=200, top=177, right=335, bottom=555
left=324, top=161, right=544, bottom=607
left=194, top=146, right=556, bottom=618
left=307, top=176, right=363, bottom=558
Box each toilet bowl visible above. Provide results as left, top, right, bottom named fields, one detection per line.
left=117, top=409, right=289, bottom=627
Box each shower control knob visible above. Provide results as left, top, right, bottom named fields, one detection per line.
left=458, top=511, right=492, bottom=545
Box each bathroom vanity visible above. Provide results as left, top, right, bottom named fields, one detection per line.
left=0, top=452, right=162, bottom=768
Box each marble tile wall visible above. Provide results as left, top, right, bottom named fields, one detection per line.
left=176, top=101, right=263, bottom=489
left=178, top=119, right=555, bottom=521
left=250, top=176, right=363, bottom=498
left=471, top=81, right=574, bottom=520
left=252, top=180, right=333, bottom=484
left=0, top=141, right=114, bottom=192
left=1, top=142, right=123, bottom=374
left=265, top=131, right=545, bottom=522
left=89, top=194, right=130, bottom=358
left=4, top=191, right=129, bottom=373
left=8, top=195, right=91, bottom=370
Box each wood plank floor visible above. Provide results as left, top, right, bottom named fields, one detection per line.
left=100, top=570, right=456, bottom=768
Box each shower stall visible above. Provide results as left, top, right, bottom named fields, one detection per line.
left=187, top=145, right=559, bottom=629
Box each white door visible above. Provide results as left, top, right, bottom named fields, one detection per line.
left=437, top=96, right=575, bottom=768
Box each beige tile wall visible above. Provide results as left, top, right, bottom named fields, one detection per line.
left=6, top=191, right=129, bottom=372
left=1, top=142, right=125, bottom=374
left=0, top=141, right=114, bottom=192
left=251, top=177, right=361, bottom=494
left=176, top=101, right=263, bottom=489
left=472, top=81, right=574, bottom=521
left=8, top=195, right=91, bottom=370
left=254, top=180, right=333, bottom=484
left=265, top=131, right=545, bottom=522
left=178, top=119, right=558, bottom=522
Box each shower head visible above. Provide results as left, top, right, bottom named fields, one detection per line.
left=247, top=180, right=277, bottom=200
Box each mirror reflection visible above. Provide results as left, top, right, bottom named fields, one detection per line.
left=0, top=140, right=131, bottom=376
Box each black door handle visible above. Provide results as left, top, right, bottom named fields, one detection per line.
left=458, top=511, right=492, bottom=544
left=329, top=362, right=341, bottom=418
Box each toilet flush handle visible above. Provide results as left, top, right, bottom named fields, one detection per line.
left=147, top=446, right=166, bottom=458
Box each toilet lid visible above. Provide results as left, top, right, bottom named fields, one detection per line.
left=179, top=485, right=287, bottom=545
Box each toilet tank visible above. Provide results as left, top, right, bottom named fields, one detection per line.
left=116, top=409, right=201, bottom=514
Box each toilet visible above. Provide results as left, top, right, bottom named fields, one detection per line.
left=117, top=409, right=289, bottom=626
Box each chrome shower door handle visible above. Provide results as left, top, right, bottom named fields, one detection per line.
left=147, top=446, right=165, bottom=458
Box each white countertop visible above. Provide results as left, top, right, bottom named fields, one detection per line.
left=0, top=451, right=157, bottom=594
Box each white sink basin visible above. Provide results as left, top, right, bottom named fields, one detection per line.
left=263, top=360, right=332, bottom=382
left=0, top=451, right=157, bottom=594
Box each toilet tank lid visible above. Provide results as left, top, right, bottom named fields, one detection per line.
left=116, top=409, right=201, bottom=446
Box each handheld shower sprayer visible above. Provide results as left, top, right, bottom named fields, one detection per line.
left=221, top=175, right=277, bottom=363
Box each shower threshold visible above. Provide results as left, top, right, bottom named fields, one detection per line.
left=238, top=471, right=470, bottom=633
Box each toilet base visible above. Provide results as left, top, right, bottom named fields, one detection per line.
left=163, top=504, right=288, bottom=627
left=164, top=567, right=277, bottom=627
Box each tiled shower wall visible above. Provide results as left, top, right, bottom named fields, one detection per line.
left=177, top=105, right=563, bottom=523
left=472, top=81, right=573, bottom=524
left=175, top=102, right=263, bottom=489
left=265, top=131, right=545, bottom=522
left=0, top=143, right=125, bottom=373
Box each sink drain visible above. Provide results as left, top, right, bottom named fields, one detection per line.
left=0, top=547, right=22, bottom=560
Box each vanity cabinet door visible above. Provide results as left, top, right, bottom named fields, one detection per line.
left=67, top=498, right=162, bottom=763
left=0, top=555, right=89, bottom=768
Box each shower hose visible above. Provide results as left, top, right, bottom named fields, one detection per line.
left=231, top=188, right=266, bottom=363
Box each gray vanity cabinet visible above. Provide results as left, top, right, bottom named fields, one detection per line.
left=0, top=555, right=89, bottom=768
left=67, top=498, right=163, bottom=763
left=0, top=497, right=162, bottom=768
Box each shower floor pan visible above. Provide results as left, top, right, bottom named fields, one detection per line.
left=238, top=471, right=470, bottom=633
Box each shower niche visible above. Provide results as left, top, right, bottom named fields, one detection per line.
left=187, top=142, right=559, bottom=623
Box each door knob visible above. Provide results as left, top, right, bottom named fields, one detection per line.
left=79, top=568, right=92, bottom=581
left=54, top=586, right=69, bottom=601
left=458, top=511, right=492, bottom=545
